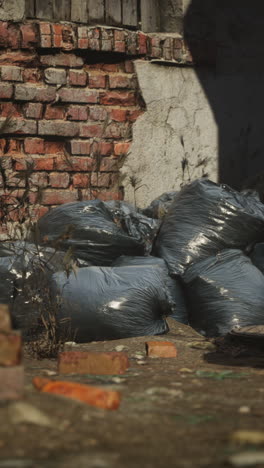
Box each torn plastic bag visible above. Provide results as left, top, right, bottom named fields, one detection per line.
left=49, top=264, right=173, bottom=342
left=36, top=200, right=159, bottom=266
left=143, top=191, right=178, bottom=219
left=183, top=249, right=264, bottom=337
left=153, top=179, right=264, bottom=276
left=250, top=243, right=264, bottom=274
left=112, top=255, right=188, bottom=324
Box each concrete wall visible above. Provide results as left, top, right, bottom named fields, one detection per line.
left=121, top=61, right=218, bottom=207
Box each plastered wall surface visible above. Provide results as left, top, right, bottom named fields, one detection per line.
left=121, top=61, right=218, bottom=207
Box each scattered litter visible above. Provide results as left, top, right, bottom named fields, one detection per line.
left=238, top=406, right=251, bottom=414
left=179, top=368, right=193, bottom=373
left=231, top=430, right=264, bottom=445
left=8, top=402, right=54, bottom=428
left=229, top=451, right=264, bottom=467
left=187, top=341, right=216, bottom=351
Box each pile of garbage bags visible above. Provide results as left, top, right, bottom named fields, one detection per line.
left=3, top=178, right=264, bottom=342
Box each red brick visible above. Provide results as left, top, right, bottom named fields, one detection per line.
left=89, top=39, right=100, bottom=51
left=100, top=91, right=136, bottom=106
left=91, top=173, right=111, bottom=187
left=0, top=51, right=36, bottom=66
left=0, top=305, right=11, bottom=332
left=0, top=331, right=22, bottom=366
left=88, top=28, right=100, bottom=39
left=33, top=377, right=120, bottom=410
left=58, top=351, right=129, bottom=375
left=0, top=118, right=37, bottom=135
left=24, top=102, right=43, bottom=119
left=29, top=172, right=48, bottom=188
left=110, top=108, right=127, bottom=122
left=69, top=70, right=87, bottom=86
left=89, top=106, right=108, bottom=121
left=56, top=156, right=95, bottom=172
left=78, top=38, right=88, bottom=49
left=8, top=24, right=21, bottom=49
left=128, top=109, right=144, bottom=122
left=124, top=61, right=134, bottom=73
left=0, top=366, right=24, bottom=400
left=37, top=190, right=78, bottom=205
left=109, top=75, right=134, bottom=89
left=150, top=47, right=162, bottom=59
left=114, top=142, right=131, bottom=156
left=7, top=139, right=21, bottom=154
left=45, top=141, right=64, bottom=154
left=21, top=24, right=38, bottom=49
left=24, top=138, right=45, bottom=154
left=67, top=105, right=88, bottom=121
left=44, top=68, right=67, bottom=85
left=138, top=33, right=148, bottom=54
left=0, top=22, right=8, bottom=48
left=101, top=63, right=120, bottom=72
left=145, top=341, right=177, bottom=358
left=1, top=65, right=23, bottom=82
left=39, top=23, right=51, bottom=36
left=52, top=24, right=76, bottom=51
left=0, top=83, right=13, bottom=99
left=88, top=74, right=106, bottom=89
left=44, top=105, right=65, bottom=120
left=15, top=84, right=56, bottom=102
left=80, top=123, right=103, bottom=138
left=30, top=205, right=49, bottom=219
left=59, top=87, right=98, bottom=104
left=23, top=68, right=42, bottom=83
left=114, top=30, right=125, bottom=42
left=40, top=34, right=52, bottom=48
left=104, top=122, right=125, bottom=139
left=100, top=158, right=118, bottom=171
left=72, top=173, right=90, bottom=188
left=40, top=54, right=84, bottom=68
left=95, top=190, right=122, bottom=201
left=77, top=26, right=88, bottom=39
left=114, top=41, right=126, bottom=53
left=0, top=102, right=21, bottom=118
left=49, top=172, right=70, bottom=188
left=14, top=156, right=54, bottom=171
left=69, top=139, right=91, bottom=155
left=100, top=141, right=113, bottom=156
left=39, top=121, right=79, bottom=137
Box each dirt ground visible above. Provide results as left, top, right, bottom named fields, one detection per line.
left=1, top=318, right=264, bottom=468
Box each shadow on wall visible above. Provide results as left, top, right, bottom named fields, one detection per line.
left=184, top=0, right=264, bottom=190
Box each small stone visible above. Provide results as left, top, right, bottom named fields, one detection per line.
left=229, top=451, right=264, bottom=467
left=8, top=402, right=54, bottom=428
left=115, top=345, right=127, bottom=352
left=187, top=341, right=216, bottom=351
left=111, top=377, right=126, bottom=384
left=180, top=368, right=193, bottom=373
left=42, top=370, right=57, bottom=376
left=137, top=360, right=147, bottom=365
left=132, top=353, right=144, bottom=360
left=145, top=387, right=183, bottom=398
left=231, top=430, right=264, bottom=445
left=239, top=406, right=251, bottom=414
left=65, top=342, right=77, bottom=346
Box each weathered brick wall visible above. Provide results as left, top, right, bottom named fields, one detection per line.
left=0, top=20, right=206, bottom=237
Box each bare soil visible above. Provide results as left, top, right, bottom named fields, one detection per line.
left=1, top=318, right=264, bottom=468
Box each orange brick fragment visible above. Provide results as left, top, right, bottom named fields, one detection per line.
left=0, top=331, right=22, bottom=366
left=58, top=351, right=129, bottom=375
left=33, top=377, right=121, bottom=410
left=0, top=304, right=12, bottom=331
left=145, top=341, right=177, bottom=358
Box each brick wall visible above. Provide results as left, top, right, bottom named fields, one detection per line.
left=0, top=20, right=212, bottom=237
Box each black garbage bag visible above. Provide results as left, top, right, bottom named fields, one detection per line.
left=183, top=249, right=264, bottom=337
left=112, top=255, right=188, bottom=324
left=0, top=240, right=89, bottom=308
left=143, top=191, right=178, bottom=219
left=36, top=200, right=159, bottom=266
left=153, top=179, right=264, bottom=276
left=250, top=243, right=264, bottom=274
left=45, top=265, right=171, bottom=342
